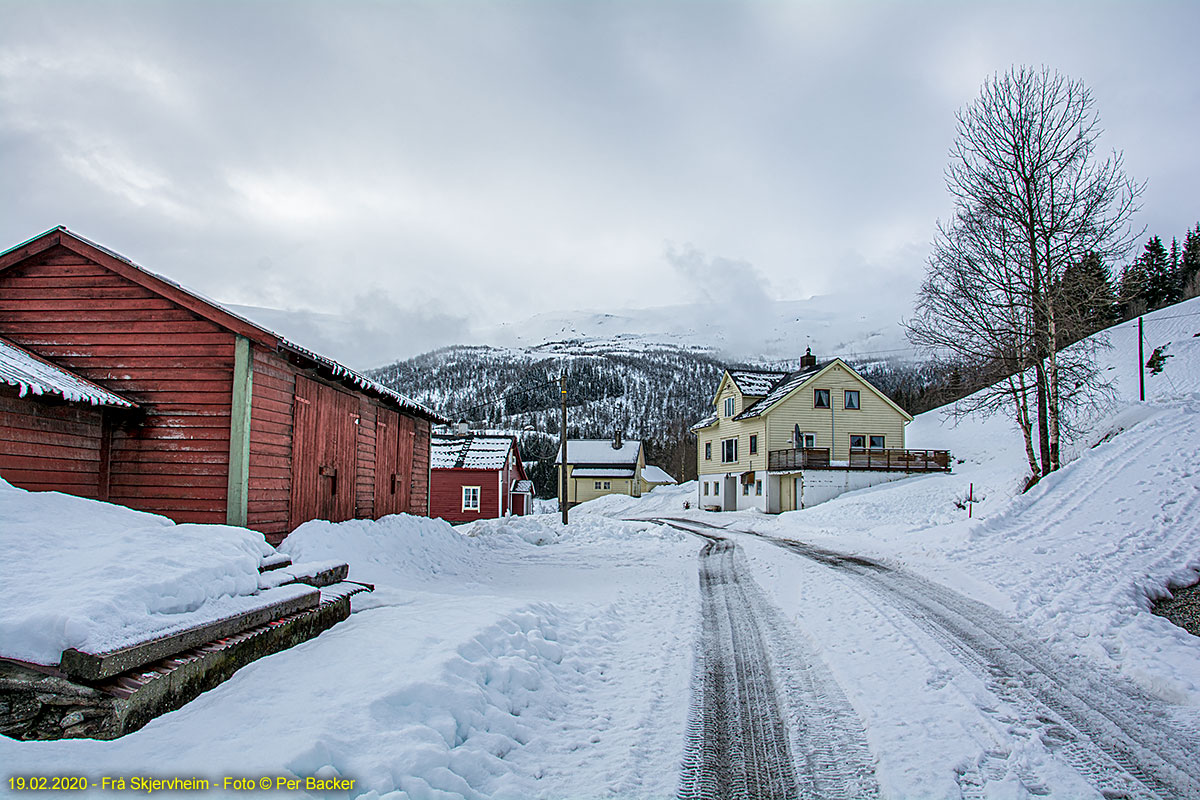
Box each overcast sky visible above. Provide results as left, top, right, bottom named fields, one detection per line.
left=2, top=1, right=1197, bottom=366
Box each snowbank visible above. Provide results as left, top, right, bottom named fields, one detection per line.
left=571, top=480, right=698, bottom=518
left=0, top=479, right=275, bottom=665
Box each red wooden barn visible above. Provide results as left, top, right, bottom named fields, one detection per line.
left=429, top=433, right=533, bottom=523
left=0, top=227, right=445, bottom=543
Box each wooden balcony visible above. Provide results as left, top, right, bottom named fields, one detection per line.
left=768, top=447, right=951, bottom=473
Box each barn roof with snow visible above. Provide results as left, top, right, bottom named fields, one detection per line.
left=0, top=336, right=135, bottom=409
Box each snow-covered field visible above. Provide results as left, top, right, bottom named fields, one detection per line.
left=2, top=299, right=1199, bottom=798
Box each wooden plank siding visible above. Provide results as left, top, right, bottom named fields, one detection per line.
left=0, top=385, right=106, bottom=497
left=247, top=348, right=296, bottom=541
left=0, top=246, right=236, bottom=524
left=410, top=417, right=430, bottom=517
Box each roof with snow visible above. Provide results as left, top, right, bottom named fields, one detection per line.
left=0, top=227, right=447, bottom=424
left=571, top=467, right=636, bottom=478
left=555, top=438, right=642, bottom=466
left=734, top=364, right=824, bottom=420
left=690, top=412, right=718, bottom=431
left=728, top=370, right=789, bottom=396
left=641, top=465, right=677, bottom=484
left=430, top=434, right=516, bottom=470
left=512, top=479, right=534, bottom=494
left=0, top=336, right=136, bottom=409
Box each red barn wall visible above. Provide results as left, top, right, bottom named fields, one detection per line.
left=246, top=348, right=295, bottom=539
left=0, top=245, right=235, bottom=524
left=410, top=417, right=430, bottom=517
left=0, top=385, right=107, bottom=498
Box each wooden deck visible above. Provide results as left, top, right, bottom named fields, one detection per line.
left=768, top=448, right=951, bottom=473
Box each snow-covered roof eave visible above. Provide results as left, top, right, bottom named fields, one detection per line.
left=0, top=337, right=137, bottom=410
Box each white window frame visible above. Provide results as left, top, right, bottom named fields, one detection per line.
left=462, top=486, right=481, bottom=512
left=721, top=438, right=738, bottom=463
left=724, top=396, right=736, bottom=417
left=603, top=481, right=611, bottom=490
left=800, top=432, right=817, bottom=448
left=844, top=389, right=860, bottom=410
left=594, top=481, right=603, bottom=490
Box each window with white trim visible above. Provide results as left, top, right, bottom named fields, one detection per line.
left=594, top=481, right=603, bottom=490
left=724, top=396, right=736, bottom=417
left=603, top=481, right=611, bottom=489
left=844, top=389, right=860, bottom=410
left=721, top=438, right=738, bottom=463
left=800, top=432, right=816, bottom=448
left=462, top=486, right=481, bottom=511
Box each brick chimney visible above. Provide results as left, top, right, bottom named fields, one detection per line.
left=800, top=347, right=817, bottom=369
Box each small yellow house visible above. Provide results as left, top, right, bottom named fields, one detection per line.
left=692, top=352, right=944, bottom=513
left=555, top=436, right=645, bottom=508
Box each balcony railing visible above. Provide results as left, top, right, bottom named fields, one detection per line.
left=767, top=447, right=830, bottom=471
left=768, top=447, right=951, bottom=472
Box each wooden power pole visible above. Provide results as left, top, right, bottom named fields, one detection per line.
left=1138, top=316, right=1145, bottom=402
left=560, top=372, right=568, bottom=525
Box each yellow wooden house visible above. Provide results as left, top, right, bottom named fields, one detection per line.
left=692, top=351, right=947, bottom=512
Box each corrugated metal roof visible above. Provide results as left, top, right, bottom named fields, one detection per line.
left=0, top=336, right=136, bottom=409
left=430, top=434, right=515, bottom=470
left=555, top=439, right=641, bottom=466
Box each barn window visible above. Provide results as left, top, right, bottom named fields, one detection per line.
left=462, top=486, right=481, bottom=511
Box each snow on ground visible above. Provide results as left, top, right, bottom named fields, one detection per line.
left=1, top=510, right=698, bottom=800
left=0, top=482, right=279, bottom=665
left=571, top=480, right=697, bottom=518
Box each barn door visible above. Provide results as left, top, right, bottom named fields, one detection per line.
left=374, top=409, right=401, bottom=517
left=289, top=377, right=358, bottom=529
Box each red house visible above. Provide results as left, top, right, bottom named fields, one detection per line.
left=429, top=433, right=533, bottom=523
left=0, top=227, right=445, bottom=543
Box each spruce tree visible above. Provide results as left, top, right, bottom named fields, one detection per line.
left=1182, top=223, right=1200, bottom=300
left=1138, top=236, right=1176, bottom=309
left=1059, top=251, right=1118, bottom=340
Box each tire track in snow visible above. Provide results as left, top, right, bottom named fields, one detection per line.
left=696, top=518, right=1200, bottom=800
left=657, top=519, right=878, bottom=800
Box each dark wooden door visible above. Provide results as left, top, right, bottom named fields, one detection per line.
left=289, top=377, right=358, bottom=529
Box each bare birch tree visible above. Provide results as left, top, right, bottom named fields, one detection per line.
left=910, top=66, right=1140, bottom=484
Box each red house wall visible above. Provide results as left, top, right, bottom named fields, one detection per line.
left=0, top=245, right=236, bottom=524
left=0, top=385, right=108, bottom=498
left=430, top=468, right=502, bottom=523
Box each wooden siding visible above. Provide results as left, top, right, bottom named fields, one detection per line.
left=410, top=418, right=430, bottom=517
left=764, top=363, right=906, bottom=461
left=0, top=385, right=107, bottom=497
left=0, top=246, right=236, bottom=524
left=288, top=376, right=358, bottom=529
left=247, top=348, right=295, bottom=540
left=430, top=467, right=500, bottom=523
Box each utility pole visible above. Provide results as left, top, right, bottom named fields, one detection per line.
left=1138, top=316, right=1145, bottom=402
left=560, top=372, right=568, bottom=525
